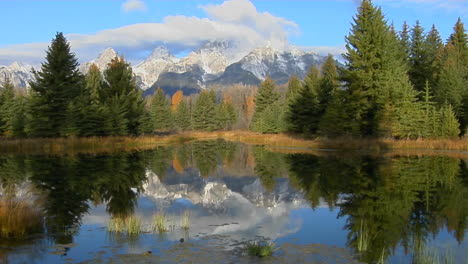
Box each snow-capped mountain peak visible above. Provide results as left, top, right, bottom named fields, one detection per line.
left=146, top=46, right=178, bottom=62
left=79, top=47, right=118, bottom=73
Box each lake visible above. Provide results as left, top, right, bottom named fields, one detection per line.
left=0, top=140, right=467, bottom=263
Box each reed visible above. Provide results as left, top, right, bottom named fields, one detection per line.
left=107, top=216, right=125, bottom=233
left=180, top=210, right=191, bottom=230
left=152, top=212, right=168, bottom=233
left=1, top=131, right=468, bottom=155
left=125, top=215, right=142, bottom=236
left=0, top=199, right=43, bottom=238
left=244, top=241, right=276, bottom=258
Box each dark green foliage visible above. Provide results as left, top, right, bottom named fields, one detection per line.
left=341, top=0, right=422, bottom=137
left=287, top=70, right=319, bottom=134
left=437, top=104, right=460, bottom=138
left=192, top=90, right=219, bottom=131
left=285, top=75, right=302, bottom=101
left=400, top=21, right=411, bottom=65
left=424, top=25, right=444, bottom=90
left=75, top=65, right=111, bottom=136
left=27, top=32, right=84, bottom=137
left=101, top=56, right=147, bottom=136
left=319, top=90, right=354, bottom=137
left=252, top=76, right=279, bottom=117
left=408, top=21, right=427, bottom=93
left=174, top=99, right=191, bottom=131
left=0, top=80, right=27, bottom=138
left=217, top=101, right=237, bottom=130
left=318, top=55, right=340, bottom=118
left=251, top=100, right=288, bottom=134
left=150, top=88, right=172, bottom=131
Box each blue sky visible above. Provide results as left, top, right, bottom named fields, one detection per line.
left=0, top=0, right=466, bottom=65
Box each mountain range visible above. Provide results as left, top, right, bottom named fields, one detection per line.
left=0, top=41, right=330, bottom=96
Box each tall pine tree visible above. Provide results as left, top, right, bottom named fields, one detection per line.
left=27, top=32, right=84, bottom=137
left=150, top=87, right=172, bottom=131
left=101, top=56, right=147, bottom=135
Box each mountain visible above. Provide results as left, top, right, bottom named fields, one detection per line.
left=146, top=44, right=329, bottom=96
left=0, top=62, right=34, bottom=89
left=133, top=46, right=179, bottom=90
left=79, top=47, right=118, bottom=74
left=2, top=42, right=331, bottom=95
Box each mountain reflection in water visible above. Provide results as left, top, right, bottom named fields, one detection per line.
left=0, top=140, right=467, bottom=263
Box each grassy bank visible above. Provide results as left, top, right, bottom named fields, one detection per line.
left=0, top=135, right=195, bottom=155
left=0, top=130, right=467, bottom=155
left=180, top=131, right=468, bottom=151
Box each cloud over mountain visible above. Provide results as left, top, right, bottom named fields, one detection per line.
left=0, top=0, right=300, bottom=65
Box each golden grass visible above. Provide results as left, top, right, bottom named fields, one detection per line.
left=180, top=210, right=191, bottom=230
left=0, top=135, right=195, bottom=155
left=0, top=130, right=467, bottom=155
left=152, top=212, right=168, bottom=233
left=178, top=131, right=468, bottom=153
left=0, top=199, right=43, bottom=238
left=108, top=214, right=142, bottom=235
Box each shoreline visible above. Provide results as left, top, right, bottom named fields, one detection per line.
left=0, top=130, right=467, bottom=155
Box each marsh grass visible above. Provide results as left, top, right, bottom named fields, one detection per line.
left=180, top=210, right=191, bottom=230
left=0, top=199, right=43, bottom=238
left=244, top=241, right=276, bottom=257
left=108, top=217, right=125, bottom=233
left=108, top=215, right=142, bottom=235
left=125, top=215, right=142, bottom=236
left=1, top=131, right=468, bottom=155
left=152, top=212, right=168, bottom=233
left=414, top=246, right=455, bottom=264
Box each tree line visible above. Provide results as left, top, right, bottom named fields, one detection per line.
left=251, top=0, right=467, bottom=139
left=0, top=0, right=467, bottom=139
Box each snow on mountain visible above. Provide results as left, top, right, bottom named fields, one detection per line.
left=0, top=62, right=34, bottom=89
left=133, top=46, right=179, bottom=89
left=79, top=47, right=118, bottom=73
left=2, top=42, right=329, bottom=94
left=167, top=41, right=239, bottom=76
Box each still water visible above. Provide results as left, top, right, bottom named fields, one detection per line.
left=0, top=140, right=467, bottom=263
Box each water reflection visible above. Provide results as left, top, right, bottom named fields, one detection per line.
left=0, top=141, right=467, bottom=263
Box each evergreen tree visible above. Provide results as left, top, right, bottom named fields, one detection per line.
left=400, top=21, right=411, bottom=65
left=174, top=99, right=191, bottom=131
left=287, top=67, right=320, bottom=134
left=251, top=100, right=288, bottom=134
left=27, top=32, right=84, bottom=137
left=192, top=90, right=219, bottom=131
left=251, top=77, right=280, bottom=132
left=76, top=64, right=112, bottom=136
left=318, top=55, right=340, bottom=117
left=342, top=0, right=420, bottom=137
left=437, top=104, right=460, bottom=138
left=101, top=56, right=147, bottom=135
left=286, top=75, right=302, bottom=102
left=0, top=79, right=24, bottom=137
left=217, top=101, right=237, bottom=130
left=409, top=21, right=427, bottom=93
left=424, top=25, right=443, bottom=90
left=150, top=87, right=172, bottom=131
left=319, top=90, right=354, bottom=137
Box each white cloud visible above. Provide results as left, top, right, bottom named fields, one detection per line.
left=0, top=0, right=300, bottom=65
left=122, top=0, right=147, bottom=13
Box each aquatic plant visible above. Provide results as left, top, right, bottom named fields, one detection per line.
left=125, top=215, right=142, bottom=236
left=0, top=199, right=43, bottom=238
left=152, top=212, right=168, bottom=233
left=244, top=241, right=276, bottom=257
left=413, top=246, right=455, bottom=264
left=180, top=210, right=191, bottom=230
left=108, top=216, right=125, bottom=233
